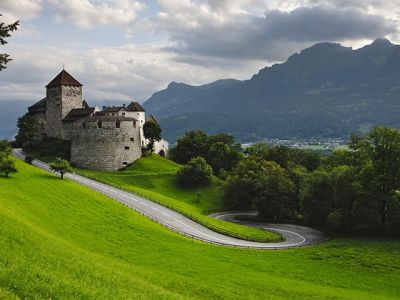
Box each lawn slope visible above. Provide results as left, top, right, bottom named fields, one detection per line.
left=0, top=160, right=399, bottom=299
left=76, top=155, right=281, bottom=242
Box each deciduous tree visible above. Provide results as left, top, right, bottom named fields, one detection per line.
left=0, top=14, right=19, bottom=71
left=0, top=155, right=17, bottom=177
left=143, top=121, right=162, bottom=153
left=15, top=113, right=38, bottom=147
left=177, top=156, right=212, bottom=187
left=50, top=158, right=72, bottom=179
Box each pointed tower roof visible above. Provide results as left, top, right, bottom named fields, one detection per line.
left=46, top=69, right=83, bottom=88
left=127, top=101, right=145, bottom=112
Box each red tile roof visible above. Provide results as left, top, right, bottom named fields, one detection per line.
left=46, top=69, right=83, bottom=88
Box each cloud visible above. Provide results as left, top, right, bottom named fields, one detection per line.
left=2, top=0, right=400, bottom=106
left=0, top=0, right=43, bottom=22
left=0, top=42, right=261, bottom=103
left=155, top=2, right=397, bottom=62
left=48, top=0, right=146, bottom=29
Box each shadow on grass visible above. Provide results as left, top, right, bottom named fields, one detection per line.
left=0, top=174, right=17, bottom=180
left=32, top=173, right=60, bottom=180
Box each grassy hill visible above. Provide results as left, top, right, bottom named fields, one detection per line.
left=0, top=160, right=399, bottom=299
left=76, top=155, right=281, bottom=242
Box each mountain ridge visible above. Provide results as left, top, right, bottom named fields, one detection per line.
left=143, top=38, right=400, bottom=142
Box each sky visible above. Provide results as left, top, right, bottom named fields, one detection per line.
left=0, top=0, right=399, bottom=104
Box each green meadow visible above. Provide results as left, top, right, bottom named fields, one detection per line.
left=76, top=155, right=281, bottom=242
left=0, top=160, right=399, bottom=299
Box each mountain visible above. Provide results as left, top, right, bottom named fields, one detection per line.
left=143, top=38, right=400, bottom=142
left=0, top=101, right=31, bottom=140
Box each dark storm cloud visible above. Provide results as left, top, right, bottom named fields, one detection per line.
left=164, top=5, right=397, bottom=61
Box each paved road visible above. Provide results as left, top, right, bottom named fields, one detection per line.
left=13, top=149, right=327, bottom=249
left=209, top=212, right=327, bottom=247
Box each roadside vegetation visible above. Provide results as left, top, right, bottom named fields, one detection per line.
left=17, top=125, right=400, bottom=238
left=169, top=128, right=400, bottom=236
left=0, top=160, right=399, bottom=299
left=77, top=155, right=281, bottom=242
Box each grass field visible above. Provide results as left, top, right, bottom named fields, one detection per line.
left=0, top=160, right=399, bottom=299
left=76, top=155, right=281, bottom=242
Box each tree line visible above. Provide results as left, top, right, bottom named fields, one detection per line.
left=171, top=128, right=400, bottom=236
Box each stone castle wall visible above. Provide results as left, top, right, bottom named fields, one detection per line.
left=46, top=85, right=82, bottom=138
left=31, top=112, right=47, bottom=142
left=65, top=120, right=141, bottom=171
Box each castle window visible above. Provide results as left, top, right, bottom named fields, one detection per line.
left=97, top=120, right=102, bottom=128
left=116, top=120, right=120, bottom=128
left=112, top=113, right=114, bottom=116
left=125, top=146, right=130, bottom=150
left=40, top=121, right=44, bottom=128
left=133, top=121, right=136, bottom=128
left=130, top=137, right=134, bottom=142
left=82, top=122, right=86, bottom=128
left=122, top=112, right=125, bottom=116
left=122, top=162, right=128, bottom=165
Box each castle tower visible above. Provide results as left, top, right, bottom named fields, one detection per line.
left=45, top=69, right=83, bottom=138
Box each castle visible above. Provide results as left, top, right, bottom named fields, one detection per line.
left=27, top=69, right=168, bottom=171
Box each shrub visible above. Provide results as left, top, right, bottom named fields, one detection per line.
left=24, top=155, right=34, bottom=164
left=177, top=156, right=212, bottom=187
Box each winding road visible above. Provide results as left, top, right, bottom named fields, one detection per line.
left=13, top=149, right=327, bottom=249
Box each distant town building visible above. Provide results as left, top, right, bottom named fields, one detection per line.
left=27, top=69, right=168, bottom=170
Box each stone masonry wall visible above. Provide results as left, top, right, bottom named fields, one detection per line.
left=66, top=120, right=141, bottom=171
left=46, top=85, right=82, bottom=138
left=32, top=112, right=47, bottom=142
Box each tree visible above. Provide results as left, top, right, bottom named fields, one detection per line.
left=50, top=158, right=72, bottom=179
left=171, top=130, right=209, bottom=164
left=15, top=113, right=38, bottom=147
left=206, top=142, right=241, bottom=175
left=290, top=149, right=321, bottom=171
left=177, top=156, right=212, bottom=187
left=0, top=155, right=17, bottom=177
left=245, top=143, right=269, bottom=160
left=255, top=161, right=296, bottom=222
left=0, top=14, right=19, bottom=71
left=329, top=166, right=359, bottom=232
left=143, top=121, right=162, bottom=153
left=354, top=127, right=400, bottom=227
left=323, top=149, right=354, bottom=168
left=265, top=145, right=291, bottom=169
left=208, top=133, right=236, bottom=146
left=223, top=157, right=272, bottom=209
left=0, top=139, right=11, bottom=156
left=300, top=169, right=333, bottom=227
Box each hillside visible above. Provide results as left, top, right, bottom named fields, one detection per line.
left=1, top=160, right=400, bottom=299
left=76, top=154, right=281, bottom=242
left=144, top=38, right=400, bottom=142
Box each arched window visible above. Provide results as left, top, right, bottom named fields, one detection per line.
left=133, top=121, right=136, bottom=128
left=97, top=120, right=102, bottom=128
left=116, top=120, right=120, bottom=128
